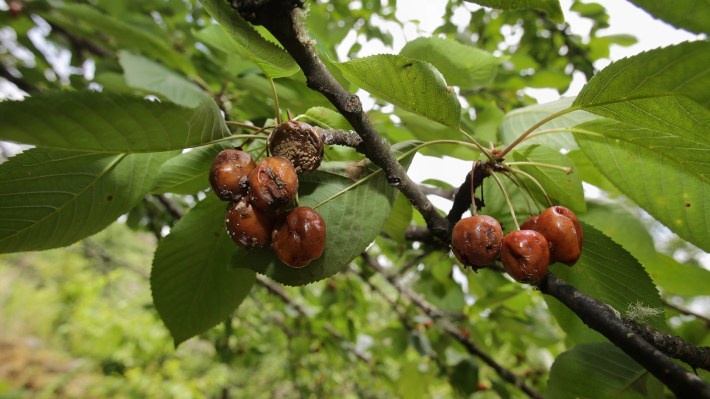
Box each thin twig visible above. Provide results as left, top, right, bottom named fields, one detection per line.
left=361, top=253, right=544, bottom=399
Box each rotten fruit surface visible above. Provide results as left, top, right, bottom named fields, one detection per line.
left=248, top=156, right=299, bottom=212
left=451, top=215, right=503, bottom=269
left=501, top=230, right=550, bottom=284
left=209, top=149, right=256, bottom=201
left=535, top=206, right=583, bottom=265
left=271, top=206, right=326, bottom=268
left=269, top=120, right=324, bottom=174
left=226, top=197, right=274, bottom=250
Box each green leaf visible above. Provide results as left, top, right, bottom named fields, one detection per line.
left=449, top=359, right=480, bottom=395
left=628, top=0, right=710, bottom=34
left=151, top=196, right=256, bottom=346
left=397, top=111, right=477, bottom=160
left=302, top=107, right=353, bottom=130
left=119, top=51, right=209, bottom=108
left=574, top=42, right=710, bottom=114
left=575, top=117, right=710, bottom=252
left=0, top=148, right=170, bottom=253
left=510, top=145, right=586, bottom=213
left=545, top=223, right=665, bottom=344
left=382, top=192, right=413, bottom=246
left=500, top=97, right=598, bottom=151
left=335, top=54, right=461, bottom=128
left=45, top=3, right=194, bottom=75
left=232, top=165, right=404, bottom=286
left=199, top=0, right=299, bottom=78
left=582, top=201, right=710, bottom=297
left=463, top=0, right=564, bottom=23
left=0, top=92, right=230, bottom=153
left=399, top=37, right=500, bottom=88
left=547, top=343, right=656, bottom=399
left=151, top=143, right=234, bottom=194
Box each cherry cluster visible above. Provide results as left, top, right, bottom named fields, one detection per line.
left=451, top=206, right=583, bottom=284
left=208, top=121, right=327, bottom=268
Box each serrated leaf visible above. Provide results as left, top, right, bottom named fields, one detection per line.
left=574, top=42, right=710, bottom=115
left=119, top=51, right=209, bottom=108
left=547, top=343, right=654, bottom=399
left=463, top=0, right=564, bottom=23
left=44, top=3, right=194, bottom=75
left=152, top=143, right=234, bottom=194
left=199, top=0, right=299, bottom=78
left=232, top=165, right=405, bottom=285
left=510, top=145, right=586, bottom=213
left=628, top=0, right=709, bottom=34
left=0, top=148, right=170, bottom=253
left=335, top=54, right=461, bottom=128
left=400, top=37, right=500, bottom=88
left=151, top=196, right=256, bottom=346
left=500, top=97, right=598, bottom=150
left=582, top=201, right=710, bottom=297
left=545, top=223, right=665, bottom=344
left=302, top=107, right=352, bottom=130
left=575, top=117, right=710, bottom=252
left=0, top=92, right=229, bottom=153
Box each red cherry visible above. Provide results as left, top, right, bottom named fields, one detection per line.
left=271, top=207, right=326, bottom=268
left=451, top=215, right=503, bottom=270
left=501, top=230, right=550, bottom=284
left=225, top=197, right=274, bottom=250
left=535, top=206, right=583, bottom=265
left=209, top=149, right=255, bottom=201
left=520, top=215, right=539, bottom=231
left=248, top=156, right=299, bottom=213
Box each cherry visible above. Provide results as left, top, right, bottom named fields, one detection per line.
left=519, top=215, right=538, bottom=231
left=225, top=197, right=274, bottom=250
left=501, top=230, right=550, bottom=284
left=248, top=156, right=299, bottom=212
left=209, top=149, right=256, bottom=201
left=269, top=120, right=324, bottom=174
left=451, top=215, right=503, bottom=269
left=271, top=206, right=326, bottom=268
left=535, top=206, right=583, bottom=265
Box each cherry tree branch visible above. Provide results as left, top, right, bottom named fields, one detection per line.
left=234, top=1, right=450, bottom=242
left=360, top=252, right=543, bottom=399
left=539, top=273, right=710, bottom=399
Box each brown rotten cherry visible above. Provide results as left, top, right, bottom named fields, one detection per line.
left=226, top=197, right=274, bottom=250
left=271, top=206, right=326, bottom=268
left=451, top=215, right=503, bottom=270
left=269, top=120, right=324, bottom=174
left=209, top=149, right=256, bottom=201
left=248, top=156, right=299, bottom=212
left=501, top=230, right=550, bottom=284
left=535, top=206, right=583, bottom=265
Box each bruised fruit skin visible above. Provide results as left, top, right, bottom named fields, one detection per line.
left=209, top=149, right=256, bottom=201
left=451, top=215, right=503, bottom=269
left=248, top=156, right=299, bottom=212
left=272, top=207, right=326, bottom=268
left=535, top=206, right=583, bottom=265
left=269, top=120, right=324, bottom=174
left=226, top=197, right=274, bottom=250
left=501, top=230, right=550, bottom=284
left=520, top=215, right=539, bottom=231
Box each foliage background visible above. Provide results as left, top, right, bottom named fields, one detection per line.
left=0, top=0, right=708, bottom=398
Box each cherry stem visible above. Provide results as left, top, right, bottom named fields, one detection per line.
left=470, top=160, right=479, bottom=215
left=505, top=161, right=573, bottom=174
left=268, top=77, right=282, bottom=124
left=489, top=171, right=520, bottom=230
left=508, top=167, right=553, bottom=207
left=504, top=171, right=537, bottom=216
left=496, top=107, right=577, bottom=160
left=224, top=121, right=274, bottom=133
left=458, top=128, right=493, bottom=160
